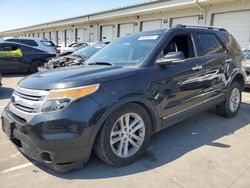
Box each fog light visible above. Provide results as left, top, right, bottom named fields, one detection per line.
left=40, top=152, right=53, bottom=163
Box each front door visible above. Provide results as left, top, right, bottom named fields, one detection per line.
left=156, top=32, right=206, bottom=120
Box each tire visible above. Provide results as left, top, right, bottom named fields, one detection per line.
left=30, top=61, right=42, bottom=73
left=216, top=82, right=242, bottom=118
left=94, top=103, right=151, bottom=166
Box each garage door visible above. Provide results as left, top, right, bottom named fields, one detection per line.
left=141, top=20, right=162, bottom=31
left=50, top=31, right=57, bottom=45
left=44, top=32, right=50, bottom=40
left=119, top=23, right=134, bottom=37
left=77, top=29, right=85, bottom=43
left=101, top=25, right=113, bottom=42
left=171, top=16, right=200, bottom=26
left=213, top=11, right=250, bottom=49
left=57, top=30, right=65, bottom=46
left=66, top=29, right=74, bottom=46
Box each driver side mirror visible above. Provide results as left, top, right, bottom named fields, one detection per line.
left=156, top=51, right=185, bottom=66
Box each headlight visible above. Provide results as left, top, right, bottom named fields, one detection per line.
left=41, top=84, right=99, bottom=113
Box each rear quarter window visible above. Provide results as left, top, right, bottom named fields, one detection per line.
left=41, top=40, right=55, bottom=47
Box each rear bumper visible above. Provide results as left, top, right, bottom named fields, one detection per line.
left=1, top=97, right=101, bottom=172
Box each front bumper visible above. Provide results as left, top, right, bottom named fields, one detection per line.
left=1, top=97, right=101, bottom=172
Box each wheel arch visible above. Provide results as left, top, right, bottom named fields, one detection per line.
left=87, top=97, right=160, bottom=146
left=229, top=72, right=245, bottom=89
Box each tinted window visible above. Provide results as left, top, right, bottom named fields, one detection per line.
left=197, top=33, right=225, bottom=56
left=41, top=40, right=55, bottom=47
left=6, top=39, right=38, bottom=46
left=6, top=39, right=22, bottom=43
left=21, top=39, right=38, bottom=46
left=0, top=45, right=23, bottom=57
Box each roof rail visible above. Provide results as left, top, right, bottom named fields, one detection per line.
left=174, top=24, right=227, bottom=31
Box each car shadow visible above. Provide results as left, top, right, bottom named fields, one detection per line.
left=29, top=102, right=250, bottom=179
left=0, top=87, right=14, bottom=100
left=244, top=88, right=250, bottom=92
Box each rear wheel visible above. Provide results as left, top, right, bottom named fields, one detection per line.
left=216, top=82, right=242, bottom=118
left=94, top=103, right=151, bottom=166
left=30, top=61, right=43, bottom=73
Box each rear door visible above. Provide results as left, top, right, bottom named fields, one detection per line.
left=0, top=44, right=25, bottom=73
left=195, top=31, right=229, bottom=99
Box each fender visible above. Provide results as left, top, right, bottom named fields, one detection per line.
left=226, top=69, right=246, bottom=89
left=87, top=95, right=161, bottom=146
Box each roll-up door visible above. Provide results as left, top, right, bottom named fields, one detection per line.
left=57, top=30, right=65, bottom=47
left=171, top=16, right=200, bottom=26
left=101, top=25, right=113, bottom=42
left=119, top=23, right=134, bottom=37
left=77, top=29, right=85, bottom=43
left=50, top=31, right=57, bottom=45
left=141, top=20, right=162, bottom=31
left=213, top=11, right=250, bottom=49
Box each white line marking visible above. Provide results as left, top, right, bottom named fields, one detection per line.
left=1, top=163, right=33, bottom=174
left=11, top=152, right=19, bottom=158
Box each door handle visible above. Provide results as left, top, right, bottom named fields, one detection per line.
left=226, top=58, right=232, bottom=63
left=192, top=65, right=203, bottom=71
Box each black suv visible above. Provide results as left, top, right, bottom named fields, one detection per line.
left=2, top=25, right=245, bottom=173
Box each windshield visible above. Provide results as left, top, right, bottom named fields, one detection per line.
left=244, top=50, right=250, bottom=59
left=86, top=34, right=162, bottom=66
left=41, top=40, right=55, bottom=47
left=72, top=45, right=104, bottom=57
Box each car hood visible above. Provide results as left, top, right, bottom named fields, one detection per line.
left=18, top=65, right=137, bottom=90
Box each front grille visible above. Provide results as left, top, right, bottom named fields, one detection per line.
left=9, top=86, right=49, bottom=121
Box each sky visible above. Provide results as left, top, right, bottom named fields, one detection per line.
left=0, top=0, right=149, bottom=32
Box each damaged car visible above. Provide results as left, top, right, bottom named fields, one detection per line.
left=40, top=43, right=107, bottom=71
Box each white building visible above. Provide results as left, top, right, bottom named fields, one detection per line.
left=0, top=0, right=250, bottom=49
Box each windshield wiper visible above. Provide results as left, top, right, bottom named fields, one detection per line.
left=88, top=62, right=113, bottom=66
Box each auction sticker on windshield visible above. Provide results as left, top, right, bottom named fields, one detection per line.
left=138, top=35, right=159, bottom=40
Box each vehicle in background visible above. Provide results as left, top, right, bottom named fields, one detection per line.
left=2, top=25, right=245, bottom=173
left=40, top=43, right=107, bottom=71
left=57, top=42, right=88, bottom=55
left=243, top=49, right=250, bottom=88
left=4, top=37, right=57, bottom=55
left=0, top=41, right=56, bottom=73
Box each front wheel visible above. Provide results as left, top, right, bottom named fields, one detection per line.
left=216, top=82, right=242, bottom=118
left=94, top=104, right=151, bottom=166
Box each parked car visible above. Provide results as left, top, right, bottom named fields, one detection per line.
left=2, top=25, right=245, bottom=173
left=0, top=41, right=56, bottom=73
left=4, top=37, right=57, bottom=55
left=243, top=49, right=250, bottom=88
left=57, top=42, right=88, bottom=55
left=40, top=43, right=107, bottom=71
